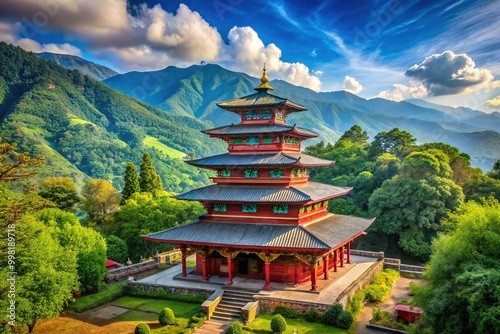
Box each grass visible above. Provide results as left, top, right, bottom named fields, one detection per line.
left=112, top=296, right=201, bottom=317
left=244, top=313, right=349, bottom=334
left=186, top=260, right=196, bottom=267
left=112, top=297, right=202, bottom=334
left=68, top=114, right=93, bottom=125
left=143, top=135, right=185, bottom=159
left=66, top=281, right=126, bottom=313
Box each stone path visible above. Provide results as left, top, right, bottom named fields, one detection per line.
left=194, top=319, right=229, bottom=334
left=355, top=277, right=422, bottom=334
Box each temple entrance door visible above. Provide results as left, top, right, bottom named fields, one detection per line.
left=235, top=253, right=262, bottom=277
left=238, top=258, right=248, bottom=275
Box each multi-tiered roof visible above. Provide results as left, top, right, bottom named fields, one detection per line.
left=144, top=68, right=374, bottom=275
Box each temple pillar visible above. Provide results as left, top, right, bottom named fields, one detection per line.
left=263, top=262, right=271, bottom=290
left=227, top=258, right=233, bottom=285
left=310, top=264, right=318, bottom=292
left=202, top=249, right=209, bottom=281
left=294, top=263, right=300, bottom=285
left=323, top=256, right=329, bottom=280
left=340, top=246, right=345, bottom=267
left=180, top=245, right=187, bottom=277
left=333, top=249, right=338, bottom=272
left=347, top=241, right=352, bottom=264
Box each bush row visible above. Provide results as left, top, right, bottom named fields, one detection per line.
left=124, top=285, right=208, bottom=304
left=364, top=269, right=400, bottom=302
left=272, top=304, right=353, bottom=330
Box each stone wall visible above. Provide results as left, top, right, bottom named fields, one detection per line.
left=202, top=290, right=224, bottom=319
left=241, top=301, right=260, bottom=324
left=336, top=258, right=384, bottom=308
left=256, top=296, right=331, bottom=313
left=126, top=281, right=216, bottom=297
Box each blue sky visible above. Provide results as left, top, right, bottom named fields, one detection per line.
left=0, top=0, right=499, bottom=111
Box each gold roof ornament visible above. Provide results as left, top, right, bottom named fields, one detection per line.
left=254, top=65, right=274, bottom=91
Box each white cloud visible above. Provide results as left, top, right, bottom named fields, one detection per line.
left=406, top=50, right=499, bottom=95
left=376, top=84, right=428, bottom=101
left=225, top=26, right=322, bottom=91
left=341, top=75, right=363, bottom=94
left=0, top=1, right=322, bottom=89
left=313, top=70, right=324, bottom=76
left=485, top=96, right=500, bottom=108
left=17, top=38, right=82, bottom=56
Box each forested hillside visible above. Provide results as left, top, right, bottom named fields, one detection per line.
left=105, top=64, right=500, bottom=171
left=0, top=42, right=225, bottom=192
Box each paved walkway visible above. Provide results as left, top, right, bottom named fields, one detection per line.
left=355, top=277, right=422, bottom=334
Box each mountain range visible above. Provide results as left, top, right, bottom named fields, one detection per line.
left=0, top=43, right=224, bottom=192
left=102, top=63, right=500, bottom=171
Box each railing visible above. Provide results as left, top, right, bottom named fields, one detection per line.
left=107, top=259, right=158, bottom=280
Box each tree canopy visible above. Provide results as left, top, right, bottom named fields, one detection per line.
left=121, top=162, right=140, bottom=204
left=417, top=199, right=500, bottom=334
left=139, top=152, right=163, bottom=194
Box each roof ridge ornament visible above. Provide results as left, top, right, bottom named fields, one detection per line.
left=254, top=65, right=274, bottom=91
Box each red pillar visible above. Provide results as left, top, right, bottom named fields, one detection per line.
left=227, top=258, right=233, bottom=285
left=310, top=265, right=318, bottom=292
left=263, top=262, right=271, bottom=290
left=181, top=246, right=187, bottom=277
left=294, top=264, right=300, bottom=285
left=340, top=246, right=345, bottom=267
left=347, top=241, right=352, bottom=264
left=202, top=250, right=209, bottom=281
left=333, top=249, right=338, bottom=272
left=323, top=256, right=329, bottom=280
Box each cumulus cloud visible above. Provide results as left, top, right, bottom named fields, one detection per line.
left=225, top=26, right=321, bottom=91
left=376, top=84, right=428, bottom=101
left=406, top=50, right=499, bottom=95
left=17, top=38, right=82, bottom=56
left=485, top=96, right=500, bottom=108
left=0, top=1, right=321, bottom=89
left=341, top=76, right=363, bottom=94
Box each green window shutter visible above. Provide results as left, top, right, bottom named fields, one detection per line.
left=242, top=204, right=257, bottom=213
left=244, top=168, right=258, bottom=178
left=246, top=136, right=260, bottom=145
left=270, top=169, right=284, bottom=178
left=213, top=203, right=227, bottom=212
left=273, top=204, right=289, bottom=214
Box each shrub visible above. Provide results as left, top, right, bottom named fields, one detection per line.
left=134, top=323, right=150, bottom=334
left=226, top=321, right=243, bottom=334
left=188, top=312, right=206, bottom=329
left=159, top=307, right=175, bottom=325
left=273, top=305, right=301, bottom=319
left=305, top=307, right=323, bottom=322
left=346, top=290, right=365, bottom=316
left=364, top=284, right=389, bottom=302
left=336, top=310, right=354, bottom=329
left=125, top=285, right=207, bottom=303
left=270, top=314, right=287, bottom=334
left=322, top=303, right=343, bottom=325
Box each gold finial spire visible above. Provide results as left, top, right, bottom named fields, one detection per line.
left=254, top=64, right=274, bottom=91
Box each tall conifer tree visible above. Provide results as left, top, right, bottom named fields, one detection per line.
left=121, top=162, right=140, bottom=204
left=139, top=152, right=163, bottom=193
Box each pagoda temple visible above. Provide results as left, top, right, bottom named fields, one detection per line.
left=143, top=68, right=375, bottom=291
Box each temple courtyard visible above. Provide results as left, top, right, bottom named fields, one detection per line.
left=137, top=254, right=379, bottom=308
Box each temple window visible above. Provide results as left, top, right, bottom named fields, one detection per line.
left=230, top=137, right=243, bottom=144
left=275, top=112, right=285, bottom=120
left=213, top=203, right=227, bottom=212
left=221, top=169, right=231, bottom=177
left=263, top=136, right=273, bottom=144
left=284, top=137, right=301, bottom=145
left=245, top=111, right=260, bottom=120
left=270, top=169, right=284, bottom=178
left=323, top=201, right=329, bottom=207
left=299, top=207, right=305, bottom=214
left=273, top=204, right=289, bottom=214
left=242, top=204, right=257, bottom=213
left=246, top=136, right=260, bottom=145
left=244, top=168, right=258, bottom=178
left=261, top=111, right=272, bottom=119
left=306, top=205, right=312, bottom=212
left=314, top=203, right=321, bottom=210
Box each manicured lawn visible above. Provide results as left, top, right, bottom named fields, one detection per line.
left=66, top=281, right=126, bottom=313
left=244, top=313, right=349, bottom=334
left=114, top=310, right=159, bottom=322
left=112, top=296, right=201, bottom=317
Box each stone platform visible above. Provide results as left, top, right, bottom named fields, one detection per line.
left=136, top=254, right=381, bottom=310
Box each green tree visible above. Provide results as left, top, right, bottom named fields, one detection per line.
left=38, top=176, right=80, bottom=211
left=106, top=235, right=129, bottom=263
left=139, top=152, right=163, bottom=194
left=113, top=192, right=203, bottom=261
left=0, top=214, right=78, bottom=332
left=418, top=200, right=500, bottom=334
left=37, top=208, right=107, bottom=293
left=488, top=158, right=500, bottom=180
left=121, top=162, right=140, bottom=204
left=338, top=124, right=369, bottom=145
left=81, top=179, right=120, bottom=226
left=369, top=150, right=464, bottom=259
left=368, top=128, right=416, bottom=160
left=463, top=175, right=500, bottom=202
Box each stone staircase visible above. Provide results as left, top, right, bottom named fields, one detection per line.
left=211, top=289, right=256, bottom=322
